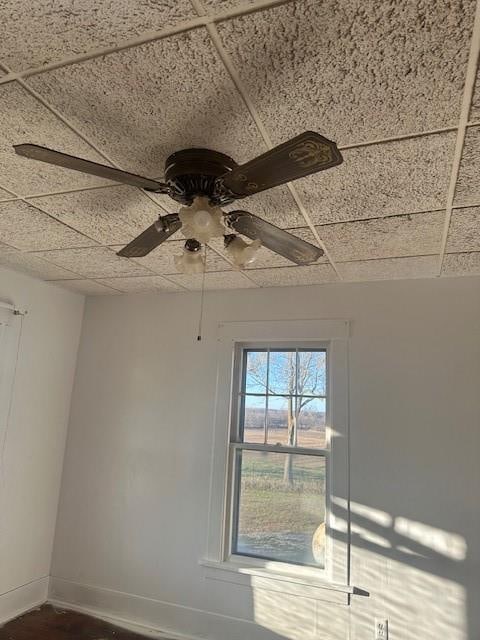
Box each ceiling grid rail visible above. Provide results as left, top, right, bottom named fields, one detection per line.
left=0, top=0, right=473, bottom=202
left=11, top=73, right=173, bottom=214
left=189, top=0, right=343, bottom=279
left=0, top=0, right=294, bottom=87
left=437, top=0, right=480, bottom=275
left=0, top=0, right=479, bottom=290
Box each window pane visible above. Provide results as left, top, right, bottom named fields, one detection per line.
left=268, top=350, right=296, bottom=394
left=266, top=395, right=289, bottom=445
left=297, top=350, right=326, bottom=396
left=266, top=396, right=326, bottom=449
left=297, top=398, right=326, bottom=449
left=244, top=351, right=268, bottom=394
left=233, top=451, right=326, bottom=567
left=240, top=395, right=266, bottom=443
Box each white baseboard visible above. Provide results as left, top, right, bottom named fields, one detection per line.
left=0, top=576, right=49, bottom=626
left=48, top=576, right=284, bottom=640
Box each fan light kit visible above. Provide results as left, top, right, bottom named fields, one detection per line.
left=224, top=235, right=261, bottom=269
left=178, top=196, right=225, bottom=245
left=174, top=238, right=205, bottom=274
left=13, top=131, right=343, bottom=273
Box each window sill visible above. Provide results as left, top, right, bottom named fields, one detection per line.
left=199, top=558, right=353, bottom=604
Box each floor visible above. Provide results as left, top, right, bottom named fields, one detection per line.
left=0, top=605, right=150, bottom=639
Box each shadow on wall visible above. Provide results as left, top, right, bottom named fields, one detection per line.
left=248, top=498, right=476, bottom=640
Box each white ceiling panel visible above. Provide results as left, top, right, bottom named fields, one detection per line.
left=168, top=270, right=257, bottom=290
left=0, top=82, right=113, bottom=195
left=316, top=211, right=445, bottom=262
left=0, top=242, right=80, bottom=279
left=51, top=279, right=122, bottom=295
left=247, top=264, right=337, bottom=287
left=96, top=275, right=184, bottom=293
left=31, top=246, right=153, bottom=278
left=0, top=186, right=15, bottom=200
left=29, top=185, right=166, bottom=245
left=217, top=0, right=473, bottom=146
left=338, top=256, right=438, bottom=282
left=453, top=126, right=480, bottom=206
left=27, top=30, right=266, bottom=177
left=0, top=1, right=478, bottom=293
left=0, top=200, right=97, bottom=251
left=0, top=0, right=195, bottom=72
left=445, top=207, right=480, bottom=253
left=223, top=184, right=304, bottom=229
left=442, top=251, right=480, bottom=276
left=295, top=132, right=456, bottom=225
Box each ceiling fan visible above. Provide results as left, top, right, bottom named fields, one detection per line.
left=14, top=132, right=343, bottom=272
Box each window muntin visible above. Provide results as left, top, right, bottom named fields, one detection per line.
left=229, top=347, right=328, bottom=568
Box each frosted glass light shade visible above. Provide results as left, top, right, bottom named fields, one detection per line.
left=179, top=196, right=225, bottom=243
left=226, top=236, right=261, bottom=269
left=174, top=247, right=205, bottom=274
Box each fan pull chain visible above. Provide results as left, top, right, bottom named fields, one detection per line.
left=197, top=244, right=207, bottom=341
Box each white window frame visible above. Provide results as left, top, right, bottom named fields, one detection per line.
left=201, top=319, right=351, bottom=602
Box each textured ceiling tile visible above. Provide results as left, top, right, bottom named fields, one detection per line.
left=338, top=255, right=438, bottom=282
left=469, top=69, right=480, bottom=122
left=28, top=30, right=265, bottom=177
left=448, top=207, right=480, bottom=251
left=208, top=226, right=326, bottom=269
left=0, top=186, right=14, bottom=200
left=217, top=0, right=473, bottom=146
left=445, top=207, right=480, bottom=253
left=0, top=243, right=79, bottom=279
left=247, top=264, right=337, bottom=287
left=168, top=270, right=256, bottom=290
left=296, top=133, right=455, bottom=224
left=203, top=0, right=255, bottom=10
left=0, top=1, right=195, bottom=72
left=0, top=200, right=97, bottom=251
left=0, top=82, right=112, bottom=195
left=317, top=211, right=445, bottom=262
left=453, top=126, right=480, bottom=206
left=112, top=240, right=232, bottom=275
left=148, top=192, right=179, bottom=214
left=29, top=185, right=165, bottom=245
left=96, top=275, right=184, bottom=293
left=30, top=246, right=152, bottom=278
left=442, top=251, right=480, bottom=276
left=224, top=185, right=304, bottom=228
left=52, top=279, right=121, bottom=295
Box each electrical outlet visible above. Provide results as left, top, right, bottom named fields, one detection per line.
left=375, top=618, right=388, bottom=640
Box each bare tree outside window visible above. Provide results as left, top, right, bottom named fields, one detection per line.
left=244, top=350, right=326, bottom=482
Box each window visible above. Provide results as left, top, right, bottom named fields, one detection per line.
left=230, top=348, right=328, bottom=568
left=203, top=319, right=350, bottom=597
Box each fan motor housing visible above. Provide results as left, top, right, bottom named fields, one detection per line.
left=164, top=148, right=238, bottom=206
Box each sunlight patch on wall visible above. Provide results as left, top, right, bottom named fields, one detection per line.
left=394, top=517, right=467, bottom=561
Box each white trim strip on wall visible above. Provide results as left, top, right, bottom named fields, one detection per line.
left=0, top=576, right=49, bottom=625
left=48, top=576, right=291, bottom=640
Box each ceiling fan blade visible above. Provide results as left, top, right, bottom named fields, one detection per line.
left=117, top=214, right=181, bottom=257
left=225, top=210, right=323, bottom=265
left=14, top=144, right=169, bottom=193
left=220, top=132, right=342, bottom=197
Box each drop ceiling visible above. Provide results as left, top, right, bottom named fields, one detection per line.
left=0, top=0, right=479, bottom=295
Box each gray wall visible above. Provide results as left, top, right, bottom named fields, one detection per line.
left=50, top=276, right=480, bottom=640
